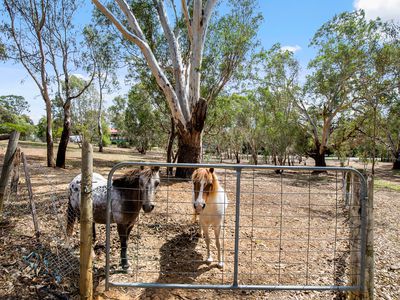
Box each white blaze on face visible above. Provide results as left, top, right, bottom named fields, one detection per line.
left=141, top=171, right=160, bottom=213
left=193, top=178, right=207, bottom=213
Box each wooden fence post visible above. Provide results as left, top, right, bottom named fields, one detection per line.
left=10, top=147, right=21, bottom=197
left=348, top=172, right=362, bottom=300
left=80, top=140, right=93, bottom=300
left=348, top=174, right=373, bottom=300
left=22, top=152, right=41, bottom=242
left=365, top=176, right=374, bottom=299
left=0, top=131, right=20, bottom=221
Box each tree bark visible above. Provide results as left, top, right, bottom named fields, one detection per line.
left=234, top=151, right=240, bottom=164
left=56, top=103, right=72, bottom=168
left=45, top=98, right=55, bottom=167
left=0, top=131, right=20, bottom=221
left=392, top=151, right=400, bottom=170
left=312, top=150, right=327, bottom=167
left=310, top=140, right=327, bottom=167
left=251, top=149, right=258, bottom=165
left=166, top=118, right=177, bottom=175
left=175, top=98, right=207, bottom=178
left=98, top=82, right=104, bottom=153
left=175, top=129, right=202, bottom=178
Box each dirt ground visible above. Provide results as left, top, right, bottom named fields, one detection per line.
left=0, top=142, right=399, bottom=300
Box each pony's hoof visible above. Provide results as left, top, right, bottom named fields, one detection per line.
left=217, top=262, right=224, bottom=269
left=120, top=263, right=130, bottom=271
left=206, top=257, right=213, bottom=264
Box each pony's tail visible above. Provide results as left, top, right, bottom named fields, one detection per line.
left=66, top=199, right=76, bottom=237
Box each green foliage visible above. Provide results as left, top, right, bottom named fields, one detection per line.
left=374, top=179, right=400, bottom=192
left=202, top=0, right=263, bottom=99
left=108, top=84, right=167, bottom=154
left=124, top=84, right=166, bottom=153
left=0, top=95, right=34, bottom=138
left=102, top=134, right=111, bottom=147
left=0, top=41, right=5, bottom=59
left=0, top=95, right=30, bottom=115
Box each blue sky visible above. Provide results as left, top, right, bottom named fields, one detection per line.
left=1, top=0, right=399, bottom=124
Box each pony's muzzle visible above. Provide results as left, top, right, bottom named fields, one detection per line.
left=142, top=204, right=154, bottom=213
left=194, top=203, right=206, bottom=213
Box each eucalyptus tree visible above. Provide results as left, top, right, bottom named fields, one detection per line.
left=0, top=95, right=30, bottom=115
left=83, top=25, right=120, bottom=152
left=108, top=96, right=127, bottom=135
left=385, top=99, right=400, bottom=169
left=2, top=0, right=55, bottom=166
left=370, top=21, right=400, bottom=170
left=1, top=0, right=96, bottom=167
left=204, top=94, right=246, bottom=163
left=124, top=84, right=166, bottom=154
left=235, top=93, right=265, bottom=165
left=320, top=12, right=400, bottom=171
left=299, top=10, right=382, bottom=167
left=0, top=95, right=34, bottom=138
left=92, top=0, right=261, bottom=177
left=255, top=44, right=301, bottom=166
left=69, top=75, right=103, bottom=142
left=46, top=0, right=95, bottom=168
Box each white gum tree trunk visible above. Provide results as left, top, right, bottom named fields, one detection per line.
left=92, top=0, right=217, bottom=176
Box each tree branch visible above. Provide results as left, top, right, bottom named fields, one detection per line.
left=92, top=0, right=187, bottom=129
left=114, top=0, right=146, bottom=40
left=153, top=0, right=189, bottom=120
left=181, top=0, right=193, bottom=43
left=202, top=0, right=217, bottom=41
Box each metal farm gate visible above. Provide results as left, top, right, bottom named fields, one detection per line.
left=104, top=163, right=367, bottom=294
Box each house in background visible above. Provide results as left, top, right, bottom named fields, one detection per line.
left=110, top=128, right=127, bottom=144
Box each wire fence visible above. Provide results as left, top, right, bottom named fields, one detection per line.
left=2, top=159, right=78, bottom=289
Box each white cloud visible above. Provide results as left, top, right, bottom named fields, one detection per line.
left=280, top=45, right=302, bottom=53
left=71, top=73, right=90, bottom=81
left=354, top=0, right=400, bottom=21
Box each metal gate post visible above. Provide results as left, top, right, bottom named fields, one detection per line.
left=233, top=167, right=242, bottom=287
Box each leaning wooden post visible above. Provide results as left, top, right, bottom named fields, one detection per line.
left=80, top=140, right=93, bottom=300
left=365, top=176, right=374, bottom=299
left=348, top=172, right=362, bottom=300
left=22, top=152, right=41, bottom=242
left=10, top=147, right=21, bottom=197
left=0, top=131, right=20, bottom=221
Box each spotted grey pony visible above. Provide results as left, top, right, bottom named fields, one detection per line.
left=66, top=166, right=160, bottom=269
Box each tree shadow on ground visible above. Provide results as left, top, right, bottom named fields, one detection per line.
left=139, top=226, right=218, bottom=299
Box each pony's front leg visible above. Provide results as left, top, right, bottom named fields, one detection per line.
left=214, top=224, right=223, bottom=269
left=117, top=223, right=130, bottom=270
left=202, top=224, right=212, bottom=263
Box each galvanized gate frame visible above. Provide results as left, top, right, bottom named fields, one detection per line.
left=105, top=162, right=367, bottom=293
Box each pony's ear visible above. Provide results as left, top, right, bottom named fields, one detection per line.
left=152, top=166, right=160, bottom=172
left=209, top=168, right=214, bottom=174
left=140, top=166, right=145, bottom=170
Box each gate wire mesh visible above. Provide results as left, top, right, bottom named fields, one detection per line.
left=105, top=163, right=367, bottom=292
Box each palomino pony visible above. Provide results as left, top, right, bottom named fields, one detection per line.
left=66, top=166, right=160, bottom=269
left=192, top=168, right=228, bottom=268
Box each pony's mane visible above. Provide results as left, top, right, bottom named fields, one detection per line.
left=112, top=167, right=154, bottom=188
left=192, top=168, right=219, bottom=194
